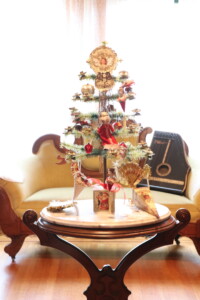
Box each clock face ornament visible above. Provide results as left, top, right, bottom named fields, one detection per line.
left=87, top=45, right=118, bottom=92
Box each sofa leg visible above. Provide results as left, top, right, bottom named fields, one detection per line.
left=190, top=237, right=200, bottom=255
left=4, top=235, right=30, bottom=262
left=0, top=188, right=33, bottom=260
left=179, top=220, right=200, bottom=256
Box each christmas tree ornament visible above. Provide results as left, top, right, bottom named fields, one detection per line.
left=98, top=112, right=117, bottom=145
left=105, top=168, right=116, bottom=191
left=95, top=72, right=115, bottom=91
left=84, top=143, right=93, bottom=154
left=119, top=71, right=129, bottom=80
left=81, top=83, right=95, bottom=97
left=121, top=80, right=135, bottom=93
left=64, top=126, right=73, bottom=134
left=132, top=108, right=141, bottom=116
left=117, top=163, right=151, bottom=187
left=87, top=44, right=119, bottom=92
left=72, top=93, right=81, bottom=100
left=127, top=91, right=136, bottom=100
left=119, top=99, right=126, bottom=112
left=79, top=71, right=87, bottom=80
left=128, top=124, right=137, bottom=133
left=87, top=44, right=118, bottom=74
left=119, top=142, right=127, bottom=148
left=114, top=121, right=122, bottom=130
left=74, top=124, right=82, bottom=131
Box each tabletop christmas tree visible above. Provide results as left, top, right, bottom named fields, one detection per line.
left=55, top=42, right=158, bottom=218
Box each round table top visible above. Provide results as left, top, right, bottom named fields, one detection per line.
left=40, top=199, right=171, bottom=229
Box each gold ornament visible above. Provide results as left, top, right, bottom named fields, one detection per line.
left=119, top=71, right=129, bottom=80
left=127, top=92, right=136, bottom=100
left=47, top=200, right=73, bottom=212
left=81, top=84, right=95, bottom=97
left=117, top=163, right=150, bottom=187
left=87, top=44, right=118, bottom=92
left=95, top=72, right=115, bottom=92
left=88, top=45, right=118, bottom=74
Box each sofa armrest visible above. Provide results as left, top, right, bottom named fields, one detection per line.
left=193, top=189, right=200, bottom=208
left=185, top=158, right=200, bottom=206
left=0, top=179, right=26, bottom=211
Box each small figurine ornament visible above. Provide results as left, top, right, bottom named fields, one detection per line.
left=105, top=168, right=116, bottom=191
left=98, top=112, right=118, bottom=145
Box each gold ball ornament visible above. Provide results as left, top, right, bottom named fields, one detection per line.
left=81, top=84, right=95, bottom=97
left=119, top=71, right=129, bottom=80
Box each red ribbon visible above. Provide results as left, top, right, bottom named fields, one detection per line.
left=88, top=178, right=121, bottom=193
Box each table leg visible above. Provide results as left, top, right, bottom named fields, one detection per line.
left=23, top=209, right=190, bottom=300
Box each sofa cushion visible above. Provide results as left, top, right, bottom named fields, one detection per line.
left=16, top=187, right=133, bottom=216
left=151, top=190, right=200, bottom=221
left=194, top=189, right=200, bottom=208
left=16, top=186, right=200, bottom=222
left=185, top=157, right=200, bottom=199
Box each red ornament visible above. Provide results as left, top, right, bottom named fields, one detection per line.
left=119, top=101, right=126, bottom=112
left=84, top=143, right=93, bottom=154
left=114, top=121, right=122, bottom=130
left=120, top=142, right=127, bottom=148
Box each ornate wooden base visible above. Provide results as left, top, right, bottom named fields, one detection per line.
left=22, top=208, right=190, bottom=300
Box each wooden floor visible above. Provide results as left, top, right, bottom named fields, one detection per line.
left=0, top=234, right=200, bottom=300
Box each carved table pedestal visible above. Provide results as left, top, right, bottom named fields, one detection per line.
left=23, top=200, right=190, bottom=300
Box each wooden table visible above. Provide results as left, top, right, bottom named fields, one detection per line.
left=23, top=200, right=191, bottom=300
